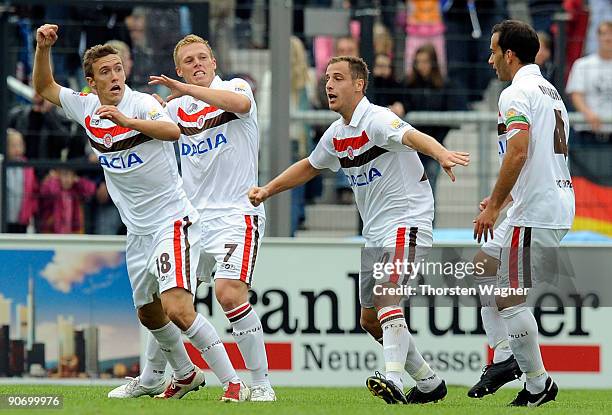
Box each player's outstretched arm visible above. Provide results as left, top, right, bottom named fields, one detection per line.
left=33, top=24, right=62, bottom=107
left=402, top=129, right=470, bottom=182
left=149, top=75, right=250, bottom=114
left=95, top=106, right=180, bottom=141
left=248, top=158, right=321, bottom=206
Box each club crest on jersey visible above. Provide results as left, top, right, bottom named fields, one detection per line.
left=103, top=133, right=113, bottom=148
left=197, top=115, right=206, bottom=129
left=347, top=146, right=355, bottom=160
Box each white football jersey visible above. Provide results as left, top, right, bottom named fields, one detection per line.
left=498, top=64, right=575, bottom=229
left=166, top=76, right=265, bottom=219
left=59, top=86, right=194, bottom=235
left=308, top=97, right=434, bottom=240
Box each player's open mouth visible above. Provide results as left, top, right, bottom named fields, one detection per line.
left=328, top=94, right=337, bottom=102
left=110, top=85, right=121, bottom=92
left=194, top=71, right=205, bottom=77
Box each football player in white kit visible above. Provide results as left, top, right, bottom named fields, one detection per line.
left=249, top=56, right=470, bottom=404
left=130, top=35, right=272, bottom=402
left=33, top=25, right=246, bottom=402
left=467, top=115, right=522, bottom=399
left=473, top=20, right=575, bottom=407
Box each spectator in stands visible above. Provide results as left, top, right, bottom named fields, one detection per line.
left=312, top=2, right=359, bottom=77
left=566, top=20, right=612, bottom=175
left=290, top=36, right=314, bottom=234
left=529, top=0, right=563, bottom=33
left=125, top=8, right=156, bottom=94
left=535, top=31, right=556, bottom=82
left=209, top=0, right=235, bottom=75
left=444, top=0, right=507, bottom=107
left=43, top=6, right=83, bottom=86
left=374, top=22, right=394, bottom=58
left=372, top=53, right=405, bottom=117
left=8, top=93, right=84, bottom=160
left=105, top=40, right=133, bottom=83
left=290, top=36, right=314, bottom=163
left=73, top=5, right=132, bottom=50
left=403, top=43, right=461, bottom=197
left=316, top=36, right=359, bottom=109
left=6, top=129, right=38, bottom=233
left=93, top=180, right=124, bottom=235
left=567, top=20, right=612, bottom=136
left=81, top=142, right=123, bottom=235
left=336, top=35, right=360, bottom=57
left=38, top=167, right=96, bottom=234
left=563, top=0, right=590, bottom=81
left=585, top=0, right=612, bottom=55
left=404, top=0, right=446, bottom=76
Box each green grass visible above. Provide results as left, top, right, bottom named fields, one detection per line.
left=0, top=385, right=610, bottom=415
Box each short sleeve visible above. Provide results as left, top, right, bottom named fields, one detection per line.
left=566, top=58, right=585, bottom=94
left=370, top=108, right=415, bottom=149
left=307, top=126, right=341, bottom=172
left=59, top=87, right=91, bottom=127
left=227, top=78, right=256, bottom=118
left=499, top=88, right=531, bottom=139
left=136, top=94, right=175, bottom=124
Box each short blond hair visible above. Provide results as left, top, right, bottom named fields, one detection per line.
left=173, top=34, right=214, bottom=66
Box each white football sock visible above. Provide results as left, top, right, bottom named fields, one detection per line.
left=404, top=340, right=441, bottom=393
left=378, top=306, right=409, bottom=390
left=477, top=277, right=512, bottom=363
left=500, top=305, right=547, bottom=394
left=149, top=322, right=194, bottom=380
left=184, top=313, right=240, bottom=386
left=140, top=332, right=168, bottom=387
left=227, top=302, right=270, bottom=387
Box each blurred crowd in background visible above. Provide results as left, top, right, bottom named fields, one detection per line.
left=2, top=0, right=611, bottom=236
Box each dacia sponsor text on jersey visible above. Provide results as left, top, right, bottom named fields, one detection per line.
left=99, top=152, right=144, bottom=169
left=345, top=167, right=382, bottom=187
left=181, top=133, right=228, bottom=157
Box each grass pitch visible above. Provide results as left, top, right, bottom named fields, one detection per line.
left=0, top=384, right=610, bottom=415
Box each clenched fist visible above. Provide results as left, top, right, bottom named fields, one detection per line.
left=36, top=24, right=59, bottom=48
left=248, top=186, right=269, bottom=207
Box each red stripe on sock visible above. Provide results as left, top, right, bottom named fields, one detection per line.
left=225, top=303, right=251, bottom=319
left=378, top=308, right=403, bottom=321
